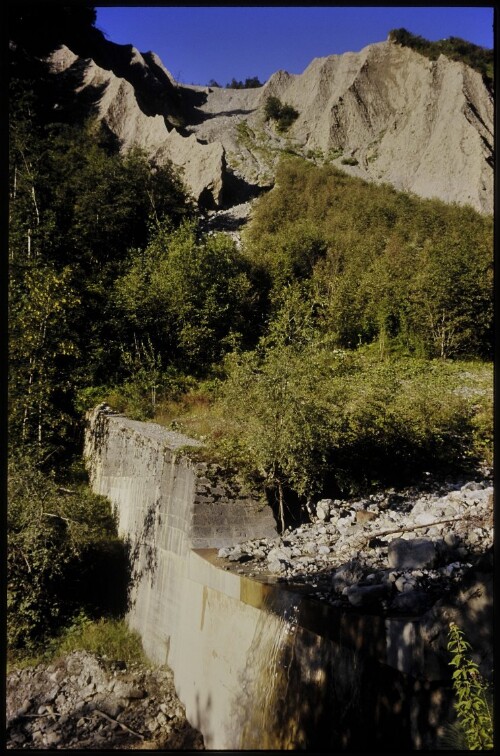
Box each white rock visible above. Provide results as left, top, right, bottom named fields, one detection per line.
left=413, top=512, right=436, bottom=526
left=303, top=541, right=317, bottom=554
left=316, top=499, right=333, bottom=521
left=268, top=558, right=287, bottom=574
left=267, top=546, right=292, bottom=563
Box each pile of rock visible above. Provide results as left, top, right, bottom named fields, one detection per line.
left=199, top=201, right=253, bottom=248
left=217, top=476, right=493, bottom=616
left=6, top=651, right=204, bottom=750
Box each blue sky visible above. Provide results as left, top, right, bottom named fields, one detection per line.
left=95, top=6, right=494, bottom=86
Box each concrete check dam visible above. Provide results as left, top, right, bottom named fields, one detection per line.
left=84, top=405, right=461, bottom=750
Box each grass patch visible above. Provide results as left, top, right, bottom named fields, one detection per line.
left=306, top=148, right=324, bottom=162
left=327, top=147, right=344, bottom=161
left=8, top=616, right=149, bottom=672
left=56, top=615, right=148, bottom=664
left=153, top=383, right=219, bottom=440
left=236, top=119, right=256, bottom=150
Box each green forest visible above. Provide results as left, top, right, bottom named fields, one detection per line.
left=8, top=6, right=493, bottom=660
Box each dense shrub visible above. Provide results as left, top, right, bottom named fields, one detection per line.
left=9, top=110, right=193, bottom=460
left=243, top=157, right=493, bottom=360
left=212, top=343, right=490, bottom=521
left=113, top=220, right=257, bottom=376
left=264, top=96, right=299, bottom=132
left=7, top=454, right=127, bottom=652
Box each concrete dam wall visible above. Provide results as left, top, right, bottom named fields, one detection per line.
left=84, top=406, right=456, bottom=750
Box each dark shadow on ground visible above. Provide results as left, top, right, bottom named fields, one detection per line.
left=220, top=171, right=269, bottom=207
left=222, top=542, right=493, bottom=750
left=186, top=107, right=256, bottom=125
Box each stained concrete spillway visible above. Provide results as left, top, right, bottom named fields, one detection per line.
left=85, top=406, right=455, bottom=750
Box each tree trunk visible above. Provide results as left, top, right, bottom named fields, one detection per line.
left=277, top=480, right=285, bottom=533
left=37, top=400, right=43, bottom=446
left=22, top=358, right=35, bottom=440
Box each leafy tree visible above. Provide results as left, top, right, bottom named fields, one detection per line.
left=8, top=2, right=98, bottom=60
left=226, top=76, right=262, bottom=89
left=114, top=220, right=256, bottom=376
left=8, top=453, right=123, bottom=651
left=262, top=281, right=324, bottom=351
left=407, top=218, right=493, bottom=359
left=213, top=341, right=485, bottom=522
left=244, top=76, right=263, bottom=88
left=216, top=344, right=344, bottom=529
left=9, top=69, right=193, bottom=458
left=9, top=261, right=81, bottom=458
left=243, top=157, right=493, bottom=359
left=246, top=218, right=327, bottom=294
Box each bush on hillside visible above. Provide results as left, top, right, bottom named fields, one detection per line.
left=212, top=342, right=488, bottom=524
left=264, top=96, right=299, bottom=132
left=388, top=28, right=493, bottom=88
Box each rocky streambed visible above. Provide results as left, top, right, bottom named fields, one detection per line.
left=199, top=200, right=254, bottom=248
left=6, top=652, right=204, bottom=750
left=217, top=473, right=493, bottom=625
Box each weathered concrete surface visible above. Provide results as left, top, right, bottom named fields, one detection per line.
left=84, top=407, right=281, bottom=748
left=84, top=407, right=469, bottom=749
left=84, top=407, right=277, bottom=552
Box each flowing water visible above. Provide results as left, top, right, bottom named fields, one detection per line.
left=235, top=590, right=335, bottom=749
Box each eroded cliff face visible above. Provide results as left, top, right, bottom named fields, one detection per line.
left=267, top=42, right=493, bottom=213
left=47, top=36, right=493, bottom=213
left=48, top=45, right=227, bottom=208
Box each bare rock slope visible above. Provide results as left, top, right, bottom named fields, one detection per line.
left=49, top=37, right=493, bottom=213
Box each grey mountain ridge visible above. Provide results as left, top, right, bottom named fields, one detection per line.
left=47, top=34, right=493, bottom=213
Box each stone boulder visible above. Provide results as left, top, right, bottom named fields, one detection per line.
left=332, top=560, right=365, bottom=593
left=388, top=538, right=437, bottom=570
left=345, top=583, right=390, bottom=608
left=315, top=499, right=334, bottom=521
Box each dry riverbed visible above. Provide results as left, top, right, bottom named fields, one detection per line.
left=6, top=651, right=204, bottom=750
